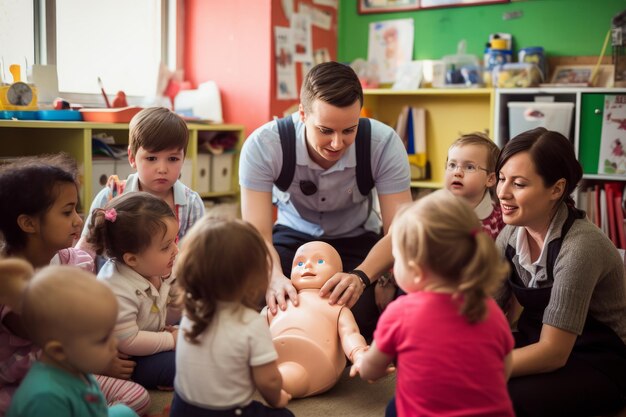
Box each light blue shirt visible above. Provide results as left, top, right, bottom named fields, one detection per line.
left=239, top=113, right=410, bottom=238
left=81, top=173, right=205, bottom=242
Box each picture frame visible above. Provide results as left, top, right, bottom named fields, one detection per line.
left=358, top=0, right=419, bottom=14
left=550, top=65, right=615, bottom=87
left=420, top=0, right=509, bottom=9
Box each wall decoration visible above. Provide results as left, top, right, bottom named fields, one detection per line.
left=358, top=0, right=419, bottom=14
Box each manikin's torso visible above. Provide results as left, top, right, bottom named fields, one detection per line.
left=269, top=289, right=346, bottom=396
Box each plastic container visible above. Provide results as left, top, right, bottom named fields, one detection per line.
left=442, top=40, right=482, bottom=87
left=493, top=63, right=542, bottom=88
left=508, top=102, right=575, bottom=138
left=80, top=106, right=143, bottom=123
left=518, top=47, right=547, bottom=80
left=37, top=110, right=83, bottom=121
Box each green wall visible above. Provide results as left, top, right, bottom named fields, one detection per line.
left=338, top=0, right=625, bottom=62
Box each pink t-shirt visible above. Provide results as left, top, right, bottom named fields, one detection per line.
left=375, top=291, right=514, bottom=417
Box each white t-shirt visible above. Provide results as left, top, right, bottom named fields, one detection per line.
left=174, top=302, right=277, bottom=408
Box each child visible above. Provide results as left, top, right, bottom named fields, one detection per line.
left=77, top=106, right=205, bottom=253
left=445, top=133, right=505, bottom=239
left=357, top=189, right=514, bottom=417
left=0, top=155, right=150, bottom=416
left=89, top=192, right=180, bottom=390
left=171, top=216, right=294, bottom=416
left=6, top=265, right=136, bottom=417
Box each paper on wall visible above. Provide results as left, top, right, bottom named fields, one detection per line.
left=281, top=0, right=293, bottom=20
left=313, top=0, right=337, bottom=8
left=299, top=3, right=333, bottom=31
left=274, top=26, right=298, bottom=100
left=292, top=13, right=313, bottom=63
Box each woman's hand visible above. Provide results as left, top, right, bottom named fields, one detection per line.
left=319, top=272, right=364, bottom=308
left=102, top=352, right=136, bottom=380
left=266, top=275, right=299, bottom=315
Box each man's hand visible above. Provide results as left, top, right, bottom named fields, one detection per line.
left=102, top=352, right=136, bottom=380
left=319, top=272, right=364, bottom=308
left=266, top=275, right=299, bottom=315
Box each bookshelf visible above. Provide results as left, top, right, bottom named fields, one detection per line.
left=0, top=120, right=245, bottom=209
left=363, top=88, right=494, bottom=189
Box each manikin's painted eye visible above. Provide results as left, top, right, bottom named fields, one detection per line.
left=317, top=259, right=325, bottom=264
left=297, top=261, right=304, bottom=267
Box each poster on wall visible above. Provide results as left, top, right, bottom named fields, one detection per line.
left=598, top=95, right=626, bottom=175
left=292, top=13, right=313, bottom=63
left=367, top=18, right=414, bottom=84
left=274, top=26, right=298, bottom=100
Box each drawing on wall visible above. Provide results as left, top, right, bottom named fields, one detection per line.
left=367, top=18, right=414, bottom=84
left=598, top=95, right=626, bottom=175
left=274, top=26, right=298, bottom=100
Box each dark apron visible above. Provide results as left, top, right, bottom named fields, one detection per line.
left=505, top=207, right=626, bottom=391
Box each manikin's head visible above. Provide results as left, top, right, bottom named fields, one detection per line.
left=21, top=266, right=119, bottom=376
left=291, top=241, right=342, bottom=290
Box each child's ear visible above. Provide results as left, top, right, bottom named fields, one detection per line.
left=486, top=172, right=497, bottom=188
left=16, top=214, right=38, bottom=235
left=122, top=252, right=139, bottom=267
left=43, top=340, right=67, bottom=363
left=127, top=147, right=136, bottom=170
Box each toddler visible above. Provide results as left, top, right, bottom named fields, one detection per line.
left=445, top=133, right=504, bottom=239
left=0, top=154, right=149, bottom=415
left=78, top=106, right=205, bottom=254
left=358, top=189, right=514, bottom=417
left=6, top=265, right=135, bottom=417
left=89, top=192, right=180, bottom=390
left=172, top=216, right=294, bottom=416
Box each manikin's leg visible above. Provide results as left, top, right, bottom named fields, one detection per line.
left=278, top=362, right=310, bottom=398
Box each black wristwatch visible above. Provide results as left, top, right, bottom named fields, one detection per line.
left=349, top=269, right=373, bottom=289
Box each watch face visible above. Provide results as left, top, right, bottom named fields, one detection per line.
left=7, top=82, right=33, bottom=106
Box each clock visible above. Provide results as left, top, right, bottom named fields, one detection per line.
left=0, top=64, right=38, bottom=111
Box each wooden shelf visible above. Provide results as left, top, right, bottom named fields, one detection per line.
left=0, top=120, right=245, bottom=209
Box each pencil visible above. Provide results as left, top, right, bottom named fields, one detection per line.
left=98, top=77, right=111, bottom=108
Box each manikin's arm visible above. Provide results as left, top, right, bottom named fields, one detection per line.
left=252, top=361, right=291, bottom=408
left=321, top=190, right=412, bottom=307
left=241, top=187, right=298, bottom=313
left=338, top=308, right=367, bottom=374
left=511, top=324, right=576, bottom=377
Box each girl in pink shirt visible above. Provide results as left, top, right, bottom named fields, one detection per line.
left=356, top=189, right=515, bottom=417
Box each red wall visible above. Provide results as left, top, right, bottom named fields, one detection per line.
left=183, top=0, right=337, bottom=136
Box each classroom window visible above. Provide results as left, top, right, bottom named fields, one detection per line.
left=1, top=0, right=177, bottom=105
left=0, top=0, right=35, bottom=82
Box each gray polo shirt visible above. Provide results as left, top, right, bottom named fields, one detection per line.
left=239, top=113, right=410, bottom=238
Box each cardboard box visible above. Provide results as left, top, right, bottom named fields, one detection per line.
left=92, top=158, right=115, bottom=194
left=179, top=158, right=193, bottom=187
left=210, top=153, right=233, bottom=192
left=196, top=153, right=211, bottom=194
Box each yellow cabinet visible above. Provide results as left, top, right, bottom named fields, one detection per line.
left=0, top=120, right=244, bottom=210
left=363, top=88, right=494, bottom=189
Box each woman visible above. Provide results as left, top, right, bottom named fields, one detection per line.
left=495, top=127, right=626, bottom=417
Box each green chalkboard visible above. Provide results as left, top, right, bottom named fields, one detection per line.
left=338, top=0, right=625, bottom=63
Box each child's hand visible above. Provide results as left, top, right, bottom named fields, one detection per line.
left=165, top=325, right=179, bottom=349
left=102, top=352, right=136, bottom=380
left=349, top=346, right=368, bottom=378
left=275, top=389, right=291, bottom=408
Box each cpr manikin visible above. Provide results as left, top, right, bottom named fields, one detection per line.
left=266, top=241, right=368, bottom=398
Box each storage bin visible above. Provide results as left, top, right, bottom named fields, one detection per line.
left=114, top=160, right=133, bottom=182
left=508, top=102, right=574, bottom=139
left=210, top=153, right=233, bottom=192
left=92, top=158, right=115, bottom=193
left=179, top=158, right=193, bottom=187
left=196, top=153, right=211, bottom=194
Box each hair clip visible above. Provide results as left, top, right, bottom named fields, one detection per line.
left=104, top=208, right=117, bottom=222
